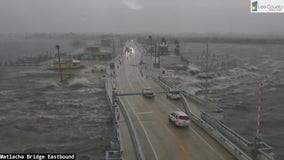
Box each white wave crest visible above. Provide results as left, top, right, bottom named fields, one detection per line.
left=69, top=77, right=92, bottom=86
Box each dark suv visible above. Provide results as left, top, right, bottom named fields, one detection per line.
left=166, top=90, right=181, bottom=100
left=142, top=88, right=155, bottom=98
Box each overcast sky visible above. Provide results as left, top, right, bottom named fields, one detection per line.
left=0, top=0, right=284, bottom=35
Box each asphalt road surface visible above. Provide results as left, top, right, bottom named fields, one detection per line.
left=116, top=40, right=236, bottom=160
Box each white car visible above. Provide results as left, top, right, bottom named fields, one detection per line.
left=168, top=111, right=190, bottom=127
left=166, top=90, right=181, bottom=100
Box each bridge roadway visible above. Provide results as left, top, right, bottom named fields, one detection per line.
left=116, top=41, right=236, bottom=160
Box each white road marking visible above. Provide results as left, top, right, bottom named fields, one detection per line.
left=178, top=96, right=225, bottom=159
left=137, top=111, right=153, bottom=115
left=124, top=97, right=159, bottom=160
left=167, top=97, right=225, bottom=159
left=139, top=81, right=225, bottom=160
left=122, top=64, right=159, bottom=160
left=191, top=127, right=225, bottom=160
left=166, top=96, right=225, bottom=159
left=123, top=42, right=224, bottom=160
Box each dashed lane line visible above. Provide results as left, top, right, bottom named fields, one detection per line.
left=136, top=111, right=153, bottom=115
left=122, top=67, right=159, bottom=160
left=148, top=81, right=226, bottom=160
left=123, top=96, right=159, bottom=160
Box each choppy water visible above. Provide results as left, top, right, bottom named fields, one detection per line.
left=0, top=66, right=112, bottom=160
left=178, top=42, right=284, bottom=159
left=1, top=37, right=283, bottom=159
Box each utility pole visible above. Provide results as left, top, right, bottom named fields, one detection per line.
left=158, top=49, right=160, bottom=68
left=154, top=43, right=157, bottom=67
left=112, top=38, right=115, bottom=58
left=148, top=35, right=152, bottom=57
left=112, top=89, right=118, bottom=143
left=254, top=81, right=263, bottom=153
left=56, top=45, right=63, bottom=82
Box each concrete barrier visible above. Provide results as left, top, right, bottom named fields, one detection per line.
left=155, top=77, right=274, bottom=160
left=154, top=77, right=259, bottom=160
left=117, top=98, right=145, bottom=160
left=181, top=96, right=252, bottom=160
left=158, top=77, right=224, bottom=120
left=257, top=143, right=274, bottom=160
left=201, top=109, right=274, bottom=160
left=181, top=95, right=253, bottom=160
left=105, top=79, right=124, bottom=160
left=153, top=76, right=171, bottom=90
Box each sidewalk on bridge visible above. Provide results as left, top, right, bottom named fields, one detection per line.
left=119, top=108, right=137, bottom=160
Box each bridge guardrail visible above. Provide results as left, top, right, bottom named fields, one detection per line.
left=158, top=76, right=223, bottom=113
left=218, top=122, right=274, bottom=160
left=182, top=94, right=252, bottom=160
left=117, top=98, right=145, bottom=160
left=200, top=100, right=274, bottom=160
left=154, top=76, right=274, bottom=160
left=153, top=76, right=171, bottom=90
left=105, top=75, right=145, bottom=160
left=154, top=77, right=254, bottom=160
left=217, top=120, right=254, bottom=153
left=105, top=78, right=124, bottom=160
left=257, top=143, right=274, bottom=160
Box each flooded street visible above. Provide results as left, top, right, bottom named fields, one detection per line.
left=0, top=61, right=112, bottom=159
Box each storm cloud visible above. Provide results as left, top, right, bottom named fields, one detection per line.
left=0, top=0, right=283, bottom=35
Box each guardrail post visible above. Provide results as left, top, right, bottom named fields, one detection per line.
left=111, top=89, right=118, bottom=146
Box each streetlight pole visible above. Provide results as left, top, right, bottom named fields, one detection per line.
left=158, top=47, right=160, bottom=68
left=112, top=89, right=118, bottom=143
left=112, top=38, right=115, bottom=58
left=154, top=43, right=157, bottom=67
left=254, top=80, right=263, bottom=154
left=148, top=35, right=152, bottom=57
left=56, top=45, right=63, bottom=82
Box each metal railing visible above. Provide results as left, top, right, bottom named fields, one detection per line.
left=105, top=75, right=145, bottom=160
left=104, top=70, right=274, bottom=160
left=182, top=91, right=253, bottom=160
left=117, top=98, right=145, bottom=160
left=153, top=77, right=274, bottom=160
left=105, top=78, right=124, bottom=160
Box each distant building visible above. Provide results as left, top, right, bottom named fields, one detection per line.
left=100, top=47, right=113, bottom=54
left=84, top=47, right=100, bottom=53
left=158, top=42, right=169, bottom=55
left=79, top=52, right=111, bottom=60
left=53, top=59, right=81, bottom=69
left=78, top=46, right=112, bottom=60
left=101, top=39, right=112, bottom=47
